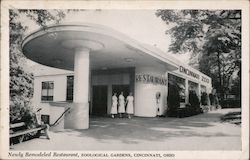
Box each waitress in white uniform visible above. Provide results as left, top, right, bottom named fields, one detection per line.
left=126, top=92, right=134, bottom=119
left=118, top=92, right=125, bottom=118
left=110, top=93, right=118, bottom=118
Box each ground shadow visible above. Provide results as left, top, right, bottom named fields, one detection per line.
left=52, top=111, right=238, bottom=146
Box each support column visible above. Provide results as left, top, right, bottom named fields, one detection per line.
left=185, top=79, right=189, bottom=104
left=74, top=48, right=89, bottom=103
left=198, top=84, right=201, bottom=101
left=66, top=47, right=90, bottom=129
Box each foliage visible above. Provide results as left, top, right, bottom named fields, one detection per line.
left=156, top=10, right=241, bottom=100
left=200, top=92, right=208, bottom=105
left=188, top=90, right=200, bottom=112
left=220, top=111, right=241, bottom=125
left=9, top=10, right=66, bottom=123
left=176, top=91, right=201, bottom=118
left=230, top=73, right=241, bottom=98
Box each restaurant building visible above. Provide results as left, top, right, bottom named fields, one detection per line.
left=22, top=23, right=212, bottom=129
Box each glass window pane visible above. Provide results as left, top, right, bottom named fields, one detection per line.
left=41, top=81, right=54, bottom=101
left=168, top=73, right=186, bottom=103
left=47, top=96, right=53, bottom=101
left=66, top=76, right=74, bottom=101
left=42, top=82, right=47, bottom=89
left=49, top=82, right=54, bottom=89
left=41, top=89, right=47, bottom=96
left=48, top=89, right=53, bottom=96
left=41, top=96, right=47, bottom=101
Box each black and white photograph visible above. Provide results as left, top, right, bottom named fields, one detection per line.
left=0, top=0, right=249, bottom=160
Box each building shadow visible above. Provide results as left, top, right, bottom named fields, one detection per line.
left=52, top=112, right=239, bottom=146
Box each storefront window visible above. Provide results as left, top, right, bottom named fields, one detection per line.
left=188, top=81, right=198, bottom=94
left=41, top=81, right=54, bottom=101
left=201, top=85, right=206, bottom=94
left=168, top=73, right=186, bottom=103
left=188, top=81, right=199, bottom=105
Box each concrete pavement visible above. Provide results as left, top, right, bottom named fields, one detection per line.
left=11, top=108, right=241, bottom=150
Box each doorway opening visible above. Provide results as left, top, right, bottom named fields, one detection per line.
left=112, top=85, right=130, bottom=98
left=92, top=85, right=108, bottom=116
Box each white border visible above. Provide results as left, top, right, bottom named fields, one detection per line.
left=1, top=0, right=249, bottom=159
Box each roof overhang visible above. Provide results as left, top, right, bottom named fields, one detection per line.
left=22, top=23, right=178, bottom=71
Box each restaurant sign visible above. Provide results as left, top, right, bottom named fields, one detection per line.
left=135, top=74, right=167, bottom=86
left=179, top=66, right=200, bottom=79
left=179, top=66, right=210, bottom=83
left=201, top=76, right=210, bottom=83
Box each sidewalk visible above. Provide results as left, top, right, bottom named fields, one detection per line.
left=11, top=108, right=241, bottom=150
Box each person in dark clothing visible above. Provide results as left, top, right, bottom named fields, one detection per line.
left=36, top=108, right=50, bottom=140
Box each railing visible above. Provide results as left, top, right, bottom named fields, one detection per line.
left=50, top=107, right=71, bottom=127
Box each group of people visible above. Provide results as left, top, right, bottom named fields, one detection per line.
left=110, top=92, right=134, bottom=119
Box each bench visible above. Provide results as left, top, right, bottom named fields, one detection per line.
left=9, top=122, right=46, bottom=145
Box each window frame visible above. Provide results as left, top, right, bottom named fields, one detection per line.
left=168, top=73, right=186, bottom=103
left=66, top=75, right=74, bottom=101
left=41, top=81, right=54, bottom=102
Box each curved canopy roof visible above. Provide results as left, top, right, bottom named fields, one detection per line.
left=22, top=23, right=178, bottom=71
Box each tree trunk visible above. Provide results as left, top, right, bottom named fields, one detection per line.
left=217, top=52, right=222, bottom=99
left=221, top=62, right=225, bottom=100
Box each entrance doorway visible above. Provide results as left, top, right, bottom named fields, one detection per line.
left=112, top=85, right=130, bottom=98
left=92, top=85, right=108, bottom=116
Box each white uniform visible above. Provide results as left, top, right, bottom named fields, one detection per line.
left=110, top=95, right=118, bottom=114
left=126, top=96, right=134, bottom=114
left=118, top=94, right=125, bottom=113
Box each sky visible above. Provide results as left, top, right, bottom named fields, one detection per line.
left=64, top=10, right=170, bottom=51
left=22, top=10, right=190, bottom=69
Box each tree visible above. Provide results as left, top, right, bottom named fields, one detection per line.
left=9, top=10, right=66, bottom=123
left=156, top=10, right=241, bottom=100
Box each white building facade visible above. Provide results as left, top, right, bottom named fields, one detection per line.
left=22, top=23, right=212, bottom=129
left=32, top=62, right=212, bottom=129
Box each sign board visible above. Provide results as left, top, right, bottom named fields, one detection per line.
left=179, top=66, right=210, bottom=83
left=135, top=74, right=167, bottom=86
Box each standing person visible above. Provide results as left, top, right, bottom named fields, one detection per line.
left=35, top=108, right=50, bottom=140
left=110, top=93, right=118, bottom=118
left=214, top=93, right=219, bottom=109
left=118, top=92, right=125, bottom=118
left=126, top=92, right=134, bottom=119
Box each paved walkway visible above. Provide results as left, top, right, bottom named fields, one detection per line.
left=11, top=109, right=241, bottom=150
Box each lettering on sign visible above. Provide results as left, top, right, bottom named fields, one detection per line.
left=179, top=66, right=200, bottom=79
left=201, top=76, right=209, bottom=83
left=135, top=74, right=167, bottom=86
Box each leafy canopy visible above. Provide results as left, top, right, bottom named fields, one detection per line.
left=156, top=10, right=241, bottom=98
left=9, top=10, right=66, bottom=123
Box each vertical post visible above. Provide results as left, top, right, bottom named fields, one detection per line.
left=66, top=47, right=90, bottom=129
left=185, top=79, right=189, bottom=104
left=198, top=84, right=201, bottom=101
left=74, top=48, right=89, bottom=103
